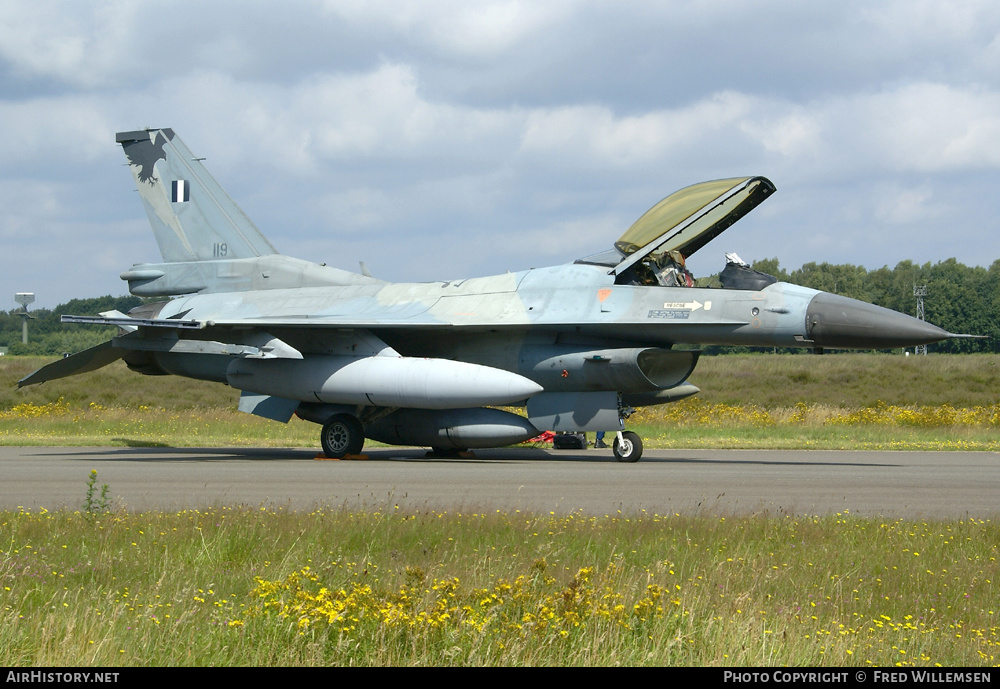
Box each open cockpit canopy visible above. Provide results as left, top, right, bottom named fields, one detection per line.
left=577, top=176, right=776, bottom=286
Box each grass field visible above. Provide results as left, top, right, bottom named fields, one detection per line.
left=2, top=504, right=997, bottom=666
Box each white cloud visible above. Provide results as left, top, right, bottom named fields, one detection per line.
left=856, top=83, right=1000, bottom=172
left=321, top=0, right=574, bottom=57
left=730, top=83, right=1000, bottom=179
left=0, top=1, right=141, bottom=87
left=2, top=0, right=1000, bottom=306
left=740, top=108, right=822, bottom=160
left=862, top=0, right=1000, bottom=43
left=0, top=98, right=111, bottom=169
left=517, top=92, right=761, bottom=172
left=872, top=184, right=949, bottom=225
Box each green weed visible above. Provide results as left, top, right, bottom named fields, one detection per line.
left=83, top=469, right=111, bottom=515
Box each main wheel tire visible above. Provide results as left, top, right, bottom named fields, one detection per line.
left=613, top=431, right=643, bottom=463
left=320, top=414, right=365, bottom=458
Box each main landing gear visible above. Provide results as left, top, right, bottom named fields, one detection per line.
left=320, top=414, right=365, bottom=458
left=612, top=430, right=643, bottom=463
left=316, top=411, right=645, bottom=463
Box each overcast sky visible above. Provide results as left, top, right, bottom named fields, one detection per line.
left=2, top=0, right=999, bottom=308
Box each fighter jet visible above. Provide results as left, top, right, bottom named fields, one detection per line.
left=20, top=128, right=958, bottom=462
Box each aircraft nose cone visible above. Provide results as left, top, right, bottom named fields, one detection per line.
left=806, top=292, right=950, bottom=349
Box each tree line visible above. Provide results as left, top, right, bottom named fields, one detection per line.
left=0, top=295, right=143, bottom=356
left=1, top=257, right=996, bottom=355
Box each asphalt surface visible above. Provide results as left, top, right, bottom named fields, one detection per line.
left=2, top=446, right=998, bottom=519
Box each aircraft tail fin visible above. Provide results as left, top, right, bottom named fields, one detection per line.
left=116, top=129, right=278, bottom=263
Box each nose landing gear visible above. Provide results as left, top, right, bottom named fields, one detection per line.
left=612, top=430, right=643, bottom=463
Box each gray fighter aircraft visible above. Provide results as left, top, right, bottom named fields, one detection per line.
left=20, top=128, right=958, bottom=461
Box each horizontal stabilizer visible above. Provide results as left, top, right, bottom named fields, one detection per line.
left=18, top=340, right=123, bottom=388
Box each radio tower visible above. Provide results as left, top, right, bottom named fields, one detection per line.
left=913, top=285, right=928, bottom=355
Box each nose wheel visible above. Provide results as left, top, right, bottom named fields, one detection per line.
left=613, top=430, right=643, bottom=463
left=321, top=414, right=365, bottom=458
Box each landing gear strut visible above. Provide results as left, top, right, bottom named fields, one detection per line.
left=320, top=414, right=365, bottom=458
left=613, top=430, right=643, bottom=463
